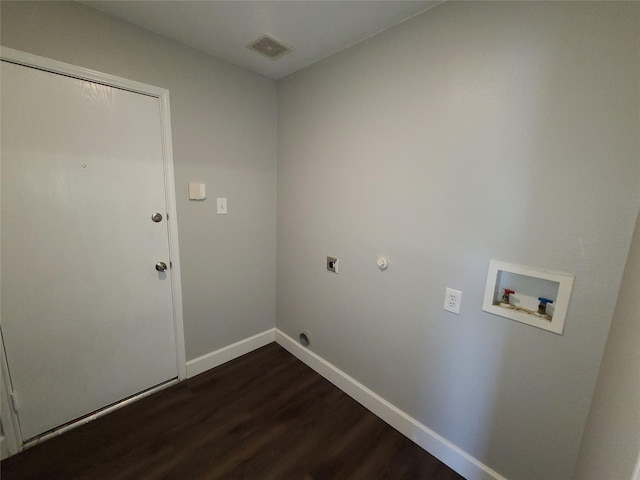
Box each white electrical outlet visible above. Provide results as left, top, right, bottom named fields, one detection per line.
left=444, top=288, right=462, bottom=314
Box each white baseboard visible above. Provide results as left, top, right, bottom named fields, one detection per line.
left=185, top=327, right=507, bottom=479
left=186, top=329, right=275, bottom=378
left=275, top=329, right=507, bottom=480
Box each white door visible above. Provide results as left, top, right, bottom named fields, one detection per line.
left=1, top=60, right=179, bottom=441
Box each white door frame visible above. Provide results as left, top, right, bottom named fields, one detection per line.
left=0, top=46, right=186, bottom=452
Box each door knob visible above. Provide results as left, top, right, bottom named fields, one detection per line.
left=155, top=261, right=168, bottom=272
left=151, top=212, right=163, bottom=223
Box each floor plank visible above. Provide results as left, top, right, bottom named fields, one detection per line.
left=1, top=343, right=465, bottom=480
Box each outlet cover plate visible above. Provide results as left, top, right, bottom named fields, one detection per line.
left=444, top=288, right=462, bottom=314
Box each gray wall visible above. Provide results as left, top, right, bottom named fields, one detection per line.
left=3, top=1, right=640, bottom=478
left=277, top=2, right=640, bottom=480
left=0, top=1, right=277, bottom=361
left=574, top=211, right=640, bottom=480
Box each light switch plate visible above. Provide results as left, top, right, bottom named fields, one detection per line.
left=216, top=197, right=228, bottom=214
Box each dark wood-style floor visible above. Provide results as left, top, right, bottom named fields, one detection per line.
left=2, top=343, right=465, bottom=480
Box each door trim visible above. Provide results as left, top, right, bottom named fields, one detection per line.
left=0, top=333, right=21, bottom=458
left=0, top=46, right=187, bottom=451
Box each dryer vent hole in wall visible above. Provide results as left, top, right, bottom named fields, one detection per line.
left=299, top=332, right=311, bottom=347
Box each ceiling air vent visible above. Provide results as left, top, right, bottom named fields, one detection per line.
left=248, top=35, right=291, bottom=60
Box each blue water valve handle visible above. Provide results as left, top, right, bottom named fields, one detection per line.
left=537, top=297, right=554, bottom=316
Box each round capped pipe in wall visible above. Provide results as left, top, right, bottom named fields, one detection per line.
left=377, top=256, right=389, bottom=270
left=299, top=331, right=311, bottom=347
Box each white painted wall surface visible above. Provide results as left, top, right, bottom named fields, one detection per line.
left=573, top=210, right=640, bottom=480
left=0, top=1, right=277, bottom=361
left=277, top=3, right=640, bottom=479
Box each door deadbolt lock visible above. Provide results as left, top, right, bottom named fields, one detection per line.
left=151, top=213, right=163, bottom=223
left=155, top=261, right=168, bottom=272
